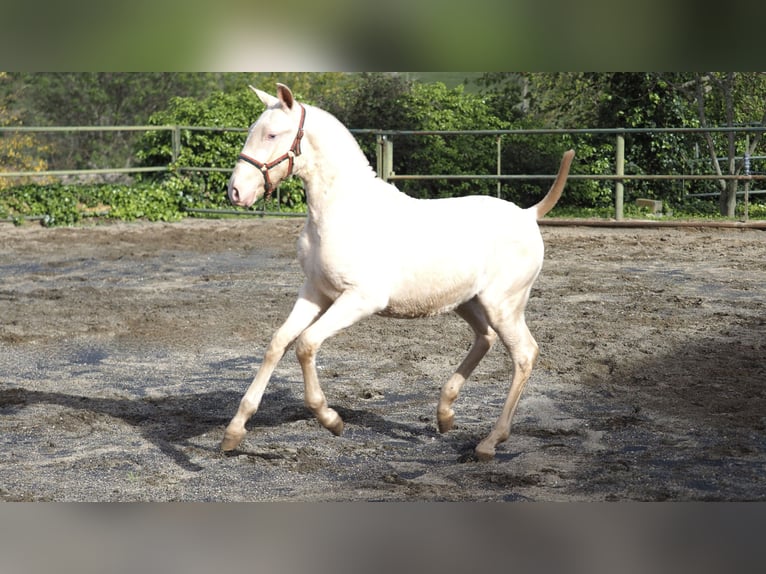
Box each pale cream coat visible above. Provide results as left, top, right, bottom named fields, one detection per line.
left=223, top=83, right=574, bottom=460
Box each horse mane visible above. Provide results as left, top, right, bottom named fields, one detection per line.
left=303, top=103, right=377, bottom=179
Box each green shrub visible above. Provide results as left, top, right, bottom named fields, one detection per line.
left=135, top=90, right=307, bottom=213
left=1, top=184, right=83, bottom=226
left=0, top=182, right=186, bottom=226
left=740, top=199, right=766, bottom=219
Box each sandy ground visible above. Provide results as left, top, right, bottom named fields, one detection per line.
left=0, top=217, right=764, bottom=501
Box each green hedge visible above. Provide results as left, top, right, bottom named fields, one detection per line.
left=0, top=178, right=307, bottom=226
left=0, top=182, right=184, bottom=226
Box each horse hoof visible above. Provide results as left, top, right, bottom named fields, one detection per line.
left=437, top=412, right=455, bottom=434
left=474, top=442, right=496, bottom=461
left=221, top=428, right=246, bottom=451
left=329, top=418, right=344, bottom=436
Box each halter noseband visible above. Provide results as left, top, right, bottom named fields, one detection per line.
left=237, top=103, right=306, bottom=199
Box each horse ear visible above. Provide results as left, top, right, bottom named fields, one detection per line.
left=249, top=85, right=279, bottom=108
left=276, top=83, right=295, bottom=111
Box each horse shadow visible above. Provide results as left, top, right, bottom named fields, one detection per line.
left=0, top=380, right=434, bottom=472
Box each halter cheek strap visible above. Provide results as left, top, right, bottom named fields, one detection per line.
left=237, top=103, right=306, bottom=199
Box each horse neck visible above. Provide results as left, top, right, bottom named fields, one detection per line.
left=297, top=105, right=376, bottom=213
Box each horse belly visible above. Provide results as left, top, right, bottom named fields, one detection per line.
left=380, top=270, right=479, bottom=318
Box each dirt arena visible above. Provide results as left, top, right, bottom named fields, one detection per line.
left=0, top=217, right=764, bottom=501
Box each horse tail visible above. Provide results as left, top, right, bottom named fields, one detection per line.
left=531, top=149, right=575, bottom=219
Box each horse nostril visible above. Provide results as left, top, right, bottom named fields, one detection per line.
left=230, top=185, right=240, bottom=203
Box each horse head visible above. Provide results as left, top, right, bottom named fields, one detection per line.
left=228, top=84, right=306, bottom=208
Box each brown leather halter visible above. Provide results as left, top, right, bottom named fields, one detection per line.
left=237, top=103, right=306, bottom=199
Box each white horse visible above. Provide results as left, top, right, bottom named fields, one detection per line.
left=223, top=83, right=574, bottom=460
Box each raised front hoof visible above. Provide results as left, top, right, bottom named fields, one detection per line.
left=220, top=428, right=246, bottom=452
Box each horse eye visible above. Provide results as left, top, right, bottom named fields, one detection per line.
left=267, top=133, right=277, bottom=141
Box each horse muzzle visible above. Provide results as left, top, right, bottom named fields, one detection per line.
left=228, top=177, right=257, bottom=208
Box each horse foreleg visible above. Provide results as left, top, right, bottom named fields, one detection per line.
left=294, top=290, right=384, bottom=436
left=437, top=299, right=497, bottom=433
left=221, top=284, right=330, bottom=451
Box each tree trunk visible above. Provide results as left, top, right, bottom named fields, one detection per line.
left=720, top=178, right=738, bottom=217
left=694, top=75, right=728, bottom=213
left=694, top=73, right=740, bottom=217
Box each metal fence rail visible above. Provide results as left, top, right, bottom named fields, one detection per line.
left=2, top=124, right=765, bottom=220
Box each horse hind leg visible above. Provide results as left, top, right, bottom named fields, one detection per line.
left=437, top=298, right=497, bottom=433
left=474, top=293, right=539, bottom=461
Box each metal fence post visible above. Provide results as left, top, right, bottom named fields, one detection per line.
left=615, top=134, right=625, bottom=220
left=376, top=135, right=394, bottom=181
left=384, top=137, right=393, bottom=182
left=743, top=134, right=751, bottom=222
left=496, top=135, right=502, bottom=198
left=376, top=134, right=384, bottom=179
left=171, top=126, right=181, bottom=164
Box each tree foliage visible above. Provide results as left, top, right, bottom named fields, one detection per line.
left=3, top=72, right=766, bottom=225
left=329, top=73, right=512, bottom=198
left=682, top=72, right=766, bottom=216
left=0, top=73, right=53, bottom=190
left=397, top=82, right=511, bottom=198
left=476, top=73, right=616, bottom=207
left=8, top=73, right=226, bottom=171
left=479, top=72, right=766, bottom=215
